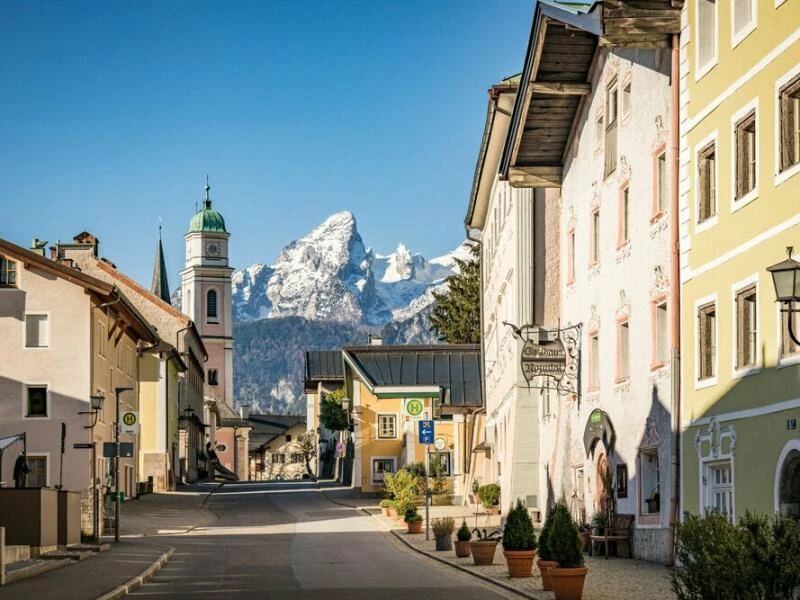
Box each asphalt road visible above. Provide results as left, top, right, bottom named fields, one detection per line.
left=130, top=481, right=505, bottom=599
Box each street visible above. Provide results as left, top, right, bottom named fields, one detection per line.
left=129, top=482, right=505, bottom=599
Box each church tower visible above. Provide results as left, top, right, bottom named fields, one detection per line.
left=180, top=179, right=234, bottom=408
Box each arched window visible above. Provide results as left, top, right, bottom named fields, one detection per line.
left=206, top=289, right=218, bottom=322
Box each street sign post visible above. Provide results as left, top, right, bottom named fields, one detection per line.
left=416, top=420, right=435, bottom=540
left=418, top=420, right=434, bottom=445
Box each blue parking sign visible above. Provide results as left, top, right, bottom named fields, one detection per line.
left=418, top=420, right=434, bottom=444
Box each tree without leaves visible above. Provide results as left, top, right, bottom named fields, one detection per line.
left=298, top=431, right=317, bottom=479
left=429, top=244, right=480, bottom=344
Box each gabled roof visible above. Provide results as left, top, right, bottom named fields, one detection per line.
left=304, top=350, right=345, bottom=385
left=342, top=344, right=482, bottom=407
left=214, top=400, right=251, bottom=429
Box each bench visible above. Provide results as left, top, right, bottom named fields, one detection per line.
left=589, top=513, right=634, bottom=559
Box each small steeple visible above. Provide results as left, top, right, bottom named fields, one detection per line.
left=151, top=220, right=171, bottom=304
left=204, top=175, right=212, bottom=209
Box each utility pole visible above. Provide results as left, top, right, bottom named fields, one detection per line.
left=115, top=387, right=132, bottom=543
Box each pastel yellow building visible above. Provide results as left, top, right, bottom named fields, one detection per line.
left=341, top=344, right=481, bottom=498
left=679, top=0, right=800, bottom=517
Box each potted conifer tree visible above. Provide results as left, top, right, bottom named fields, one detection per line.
left=404, top=506, right=423, bottom=534
left=454, top=520, right=472, bottom=557
left=537, top=505, right=558, bottom=591
left=548, top=503, right=589, bottom=600
left=502, top=499, right=538, bottom=577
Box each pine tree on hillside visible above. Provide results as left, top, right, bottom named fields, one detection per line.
left=429, top=244, right=480, bottom=344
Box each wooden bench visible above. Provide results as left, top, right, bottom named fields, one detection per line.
left=589, top=513, right=634, bottom=559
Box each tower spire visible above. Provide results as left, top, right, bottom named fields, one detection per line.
left=204, top=175, right=211, bottom=209
left=151, top=220, right=171, bottom=304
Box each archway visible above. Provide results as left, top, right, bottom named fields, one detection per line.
left=776, top=443, right=800, bottom=517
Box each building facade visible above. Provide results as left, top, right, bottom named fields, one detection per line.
left=679, top=0, right=800, bottom=518
left=304, top=350, right=345, bottom=479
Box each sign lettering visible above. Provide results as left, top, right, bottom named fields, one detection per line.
left=520, top=338, right=567, bottom=382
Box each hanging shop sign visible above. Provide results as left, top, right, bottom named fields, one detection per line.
left=520, top=338, right=567, bottom=382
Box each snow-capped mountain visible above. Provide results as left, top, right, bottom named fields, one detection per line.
left=231, top=210, right=469, bottom=329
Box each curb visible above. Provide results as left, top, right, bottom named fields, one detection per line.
left=95, top=546, right=175, bottom=600
left=5, top=558, right=73, bottom=585
left=318, top=488, right=540, bottom=599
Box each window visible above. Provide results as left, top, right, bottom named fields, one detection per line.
left=698, top=302, right=717, bottom=379
left=26, top=386, right=48, bottom=417
left=618, top=320, right=630, bottom=381
left=285, top=435, right=292, bottom=442
left=706, top=460, right=733, bottom=517
left=595, top=112, right=604, bottom=149
left=779, top=74, right=800, bottom=172
left=589, top=332, right=600, bottom=390
left=732, top=0, right=755, bottom=42
left=697, top=0, right=717, bottom=73
left=619, top=186, right=630, bottom=246
left=605, top=81, right=618, bottom=177
left=735, top=111, right=757, bottom=199
left=97, top=322, right=107, bottom=358
left=567, top=229, right=576, bottom=283
left=377, top=414, right=397, bottom=439
left=428, top=452, right=452, bottom=477
left=655, top=151, right=668, bottom=214
left=590, top=210, right=600, bottom=265
left=622, top=80, right=631, bottom=118
left=371, top=458, right=396, bottom=486
left=25, top=314, right=49, bottom=348
left=735, top=284, right=757, bottom=369
left=654, top=301, right=668, bottom=366
left=640, top=448, right=661, bottom=514
left=206, top=289, right=218, bottom=322
left=272, top=453, right=285, bottom=464
left=290, top=453, right=303, bottom=464
left=208, top=368, right=218, bottom=386
left=697, top=142, right=717, bottom=223
left=27, top=456, right=47, bottom=488
left=116, top=344, right=123, bottom=370
left=780, top=301, right=800, bottom=358
left=0, top=256, right=17, bottom=287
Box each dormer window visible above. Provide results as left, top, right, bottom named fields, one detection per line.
left=206, top=289, right=219, bottom=323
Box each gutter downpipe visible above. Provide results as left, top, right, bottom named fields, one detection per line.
left=667, top=32, right=681, bottom=567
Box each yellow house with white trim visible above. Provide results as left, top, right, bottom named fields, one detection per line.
left=341, top=344, right=482, bottom=497
left=679, top=0, right=800, bottom=518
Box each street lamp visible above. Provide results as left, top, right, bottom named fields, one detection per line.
left=767, top=246, right=800, bottom=345
left=114, top=386, right=133, bottom=543
left=81, top=391, right=105, bottom=541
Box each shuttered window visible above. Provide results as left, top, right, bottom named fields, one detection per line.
left=698, top=302, right=716, bottom=379
left=698, top=142, right=717, bottom=223
left=735, top=112, right=757, bottom=199
left=605, top=81, right=618, bottom=177
left=735, top=285, right=757, bottom=369
left=206, top=290, right=218, bottom=322
left=25, top=314, right=49, bottom=348
left=780, top=75, right=800, bottom=172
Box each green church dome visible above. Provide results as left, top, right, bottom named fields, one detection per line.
left=189, top=181, right=227, bottom=233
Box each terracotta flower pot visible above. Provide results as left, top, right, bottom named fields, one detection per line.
left=381, top=507, right=390, bottom=517
left=469, top=540, right=498, bottom=565
left=537, top=559, right=558, bottom=591
left=454, top=540, right=471, bottom=558
left=550, top=566, right=589, bottom=600
left=407, top=520, right=423, bottom=534
left=387, top=507, right=398, bottom=519
left=504, top=549, right=537, bottom=578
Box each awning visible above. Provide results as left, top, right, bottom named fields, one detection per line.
left=583, top=409, right=615, bottom=456
left=0, top=433, right=25, bottom=453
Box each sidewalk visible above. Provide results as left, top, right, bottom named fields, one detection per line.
left=319, top=483, right=674, bottom=600
left=1, top=481, right=219, bottom=599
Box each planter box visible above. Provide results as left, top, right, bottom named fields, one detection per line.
left=0, top=488, right=58, bottom=556
left=431, top=494, right=451, bottom=506
left=57, top=490, right=81, bottom=548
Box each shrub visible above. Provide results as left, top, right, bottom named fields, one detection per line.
left=547, top=502, right=583, bottom=568
left=538, top=505, right=556, bottom=561
left=379, top=499, right=394, bottom=509
left=404, top=507, right=423, bottom=523
left=387, top=469, right=418, bottom=504
left=431, top=517, right=455, bottom=537
left=405, top=462, right=427, bottom=496
left=502, top=499, right=537, bottom=552
left=478, top=483, right=501, bottom=508
left=395, top=499, right=416, bottom=517
left=457, top=520, right=472, bottom=542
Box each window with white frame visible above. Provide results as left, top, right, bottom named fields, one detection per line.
left=735, top=284, right=757, bottom=369
left=0, top=255, right=17, bottom=288
left=589, top=332, right=600, bottom=390
left=732, top=0, right=755, bottom=42
left=371, top=457, right=396, bottom=486
left=620, top=186, right=630, bottom=246
left=654, top=301, right=669, bottom=366
left=26, top=385, right=48, bottom=418
left=377, top=414, right=396, bottom=439
left=25, top=314, right=49, bottom=348
left=272, top=453, right=285, bottom=464
left=706, top=460, right=733, bottom=516
left=697, top=0, right=717, bottom=72
left=428, top=452, right=452, bottom=477
left=605, top=80, right=618, bottom=177
left=779, top=73, right=800, bottom=173
left=590, top=209, right=600, bottom=265
left=698, top=302, right=717, bottom=379
left=697, top=141, right=717, bottom=223
left=735, top=111, right=757, bottom=199
left=656, top=151, right=668, bottom=214
left=618, top=320, right=630, bottom=380
left=639, top=448, right=661, bottom=514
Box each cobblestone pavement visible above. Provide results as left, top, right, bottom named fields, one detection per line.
left=320, top=483, right=676, bottom=600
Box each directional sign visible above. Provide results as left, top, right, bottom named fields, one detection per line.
left=418, top=420, right=434, bottom=445
left=103, top=442, right=134, bottom=458
left=73, top=443, right=94, bottom=449
left=121, top=411, right=139, bottom=435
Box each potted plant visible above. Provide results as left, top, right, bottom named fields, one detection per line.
left=470, top=528, right=501, bottom=565
left=502, top=499, right=538, bottom=578
left=477, top=483, right=501, bottom=514
left=537, top=506, right=557, bottom=591
left=548, top=503, right=588, bottom=600
left=404, top=507, right=423, bottom=534
left=646, top=490, right=660, bottom=514
left=431, top=517, right=455, bottom=551
left=379, top=499, right=394, bottom=517
left=395, top=499, right=415, bottom=522
left=455, top=520, right=472, bottom=557
left=428, top=458, right=451, bottom=506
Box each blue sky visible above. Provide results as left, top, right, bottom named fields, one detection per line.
left=1, top=1, right=534, bottom=287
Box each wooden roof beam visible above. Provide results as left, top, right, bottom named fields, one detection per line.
left=508, top=166, right=563, bottom=188
left=530, top=82, right=591, bottom=96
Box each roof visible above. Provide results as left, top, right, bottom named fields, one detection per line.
left=189, top=182, right=226, bottom=233
left=151, top=236, right=171, bottom=304
left=304, top=350, right=345, bottom=384
left=246, top=414, right=306, bottom=451
left=215, top=400, right=250, bottom=428
left=342, top=344, right=482, bottom=407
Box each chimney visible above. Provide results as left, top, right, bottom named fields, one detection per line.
left=371, top=335, right=383, bottom=346
left=239, top=404, right=251, bottom=419
left=30, top=239, right=48, bottom=257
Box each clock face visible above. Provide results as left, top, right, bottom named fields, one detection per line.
left=206, top=241, right=220, bottom=256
